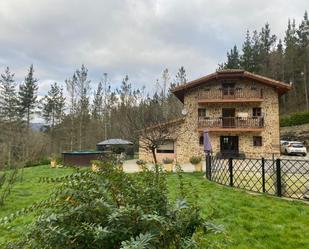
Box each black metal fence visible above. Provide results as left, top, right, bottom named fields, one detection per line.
left=205, top=156, right=309, bottom=200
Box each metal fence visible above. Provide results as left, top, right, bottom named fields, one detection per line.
left=206, top=156, right=309, bottom=200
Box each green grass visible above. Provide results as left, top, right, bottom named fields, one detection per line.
left=0, top=165, right=74, bottom=244
left=168, top=173, right=309, bottom=249
left=1, top=167, right=309, bottom=248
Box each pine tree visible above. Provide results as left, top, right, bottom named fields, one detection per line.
left=41, top=82, right=65, bottom=127
left=0, top=67, right=19, bottom=166
left=0, top=67, right=18, bottom=122
left=297, top=11, right=309, bottom=53
left=75, top=65, right=91, bottom=150
left=240, top=30, right=255, bottom=71
left=221, top=45, right=241, bottom=69
left=18, top=65, right=38, bottom=129
left=297, top=11, right=309, bottom=109
left=251, top=30, right=261, bottom=73
left=92, top=81, right=103, bottom=120
left=175, top=66, right=187, bottom=86
left=259, top=23, right=277, bottom=75
left=65, top=74, right=78, bottom=151
left=41, top=82, right=65, bottom=152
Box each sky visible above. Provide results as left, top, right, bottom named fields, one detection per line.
left=0, top=0, right=308, bottom=98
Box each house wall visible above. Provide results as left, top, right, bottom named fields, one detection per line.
left=139, top=78, right=281, bottom=163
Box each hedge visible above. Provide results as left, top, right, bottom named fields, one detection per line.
left=280, top=111, right=309, bottom=127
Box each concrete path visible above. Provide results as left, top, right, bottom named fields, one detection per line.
left=122, top=159, right=206, bottom=173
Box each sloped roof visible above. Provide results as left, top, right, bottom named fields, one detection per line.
left=97, top=139, right=133, bottom=146
left=171, top=69, right=292, bottom=102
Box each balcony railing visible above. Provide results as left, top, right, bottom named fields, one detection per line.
left=198, top=88, right=263, bottom=102
left=198, top=116, right=264, bottom=130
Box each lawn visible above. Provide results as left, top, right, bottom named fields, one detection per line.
left=168, top=174, right=309, bottom=249
left=1, top=166, right=309, bottom=248
left=0, top=165, right=74, bottom=244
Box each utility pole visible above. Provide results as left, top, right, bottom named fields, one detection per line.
left=103, top=73, right=108, bottom=140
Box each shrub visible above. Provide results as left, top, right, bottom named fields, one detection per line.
left=190, top=156, right=202, bottom=165
left=3, top=159, right=221, bottom=248
left=162, top=158, right=174, bottom=164
left=280, top=111, right=309, bottom=127
left=136, top=159, right=146, bottom=165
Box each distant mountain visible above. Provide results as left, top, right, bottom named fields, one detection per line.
left=30, top=122, right=45, bottom=131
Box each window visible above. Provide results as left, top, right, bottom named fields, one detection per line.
left=157, top=140, right=174, bottom=153
left=198, top=108, right=207, bottom=118
left=253, top=136, right=262, bottom=146
left=252, top=107, right=262, bottom=117
left=222, top=83, right=235, bottom=96
left=199, top=135, right=204, bottom=145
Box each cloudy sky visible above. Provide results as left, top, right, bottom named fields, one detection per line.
left=0, top=0, right=307, bottom=96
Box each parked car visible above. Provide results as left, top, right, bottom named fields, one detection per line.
left=280, top=141, right=307, bottom=156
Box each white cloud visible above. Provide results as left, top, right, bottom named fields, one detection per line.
left=0, top=0, right=307, bottom=94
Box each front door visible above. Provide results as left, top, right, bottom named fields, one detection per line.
left=222, top=108, right=235, bottom=128
left=220, top=136, right=239, bottom=156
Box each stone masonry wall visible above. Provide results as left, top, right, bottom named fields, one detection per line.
left=140, top=78, right=281, bottom=163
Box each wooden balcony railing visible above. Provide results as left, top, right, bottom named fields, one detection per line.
left=198, top=88, right=263, bottom=102
left=198, top=116, right=264, bottom=131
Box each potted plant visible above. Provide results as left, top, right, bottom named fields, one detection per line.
left=136, top=159, right=146, bottom=171
left=91, top=160, right=100, bottom=172
left=50, top=154, right=58, bottom=168
left=162, top=158, right=174, bottom=172
left=190, top=156, right=203, bottom=172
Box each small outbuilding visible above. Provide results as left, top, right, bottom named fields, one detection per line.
left=96, top=139, right=134, bottom=156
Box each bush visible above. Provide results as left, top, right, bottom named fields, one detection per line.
left=4, top=159, right=221, bottom=248
left=280, top=111, right=309, bottom=127
left=162, top=158, right=174, bottom=164
left=190, top=156, right=202, bottom=165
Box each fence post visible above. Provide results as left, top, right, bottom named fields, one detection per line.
left=229, top=158, right=233, bottom=187
left=206, top=154, right=212, bottom=180
left=276, top=158, right=282, bottom=197
left=261, top=157, right=266, bottom=193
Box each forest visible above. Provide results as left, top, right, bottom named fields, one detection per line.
left=219, top=11, right=309, bottom=114
left=0, top=11, right=308, bottom=168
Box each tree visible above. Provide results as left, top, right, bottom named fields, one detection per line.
left=220, top=45, right=241, bottom=69
left=41, top=82, right=66, bottom=152
left=0, top=67, right=19, bottom=167
left=259, top=23, right=277, bottom=75
left=240, top=30, right=255, bottom=71
left=92, top=81, right=103, bottom=120
left=18, top=65, right=38, bottom=129
left=251, top=30, right=262, bottom=73
left=75, top=65, right=91, bottom=150
left=174, top=66, right=187, bottom=86
left=65, top=74, right=78, bottom=151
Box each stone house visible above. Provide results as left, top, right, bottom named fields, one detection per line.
left=139, top=69, right=291, bottom=163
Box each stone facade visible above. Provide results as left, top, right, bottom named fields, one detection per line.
left=140, top=76, right=284, bottom=163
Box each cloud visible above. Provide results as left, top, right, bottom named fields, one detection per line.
left=0, top=0, right=307, bottom=94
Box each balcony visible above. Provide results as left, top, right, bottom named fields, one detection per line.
left=197, top=116, right=264, bottom=132
left=198, top=88, right=263, bottom=103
